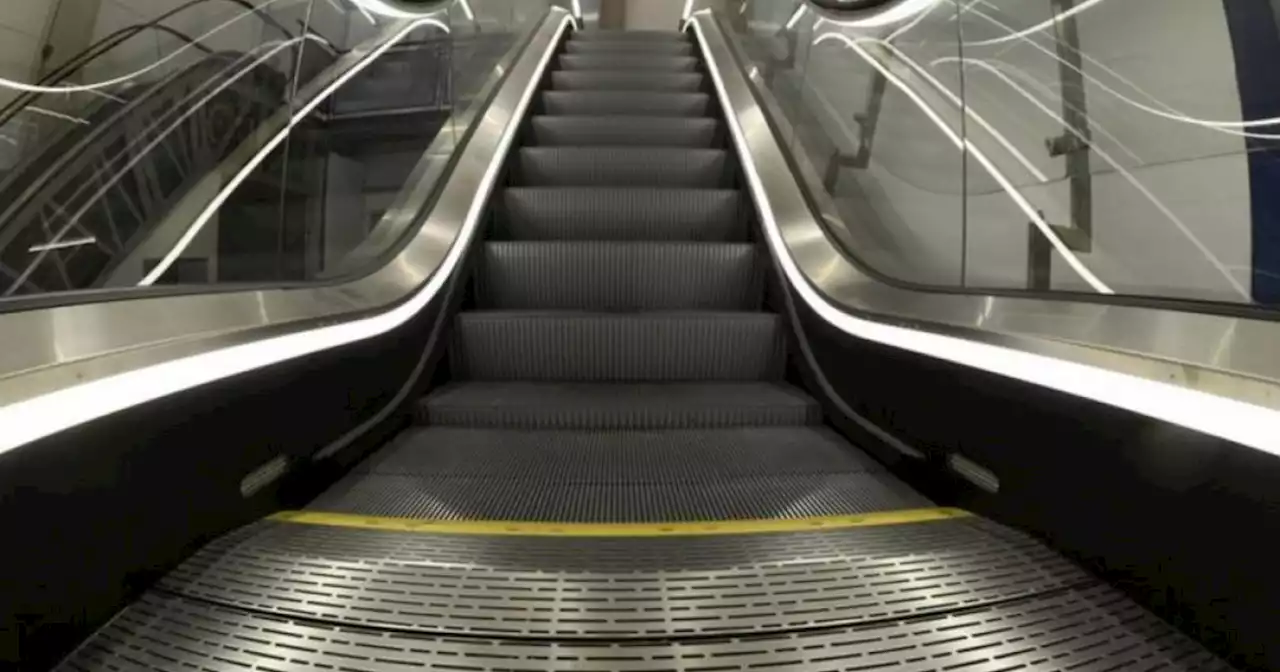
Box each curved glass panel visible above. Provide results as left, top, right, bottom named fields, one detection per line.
left=0, top=0, right=545, bottom=302
left=699, top=0, right=1280, bottom=308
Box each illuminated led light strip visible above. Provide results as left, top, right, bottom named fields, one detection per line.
left=26, top=107, right=88, bottom=124
left=866, top=38, right=1047, bottom=184
left=12, top=38, right=329, bottom=295
left=353, top=0, right=450, bottom=19
left=352, top=1, right=378, bottom=24
left=785, top=4, right=807, bottom=30
left=28, top=236, right=96, bottom=253
left=883, top=0, right=941, bottom=42
left=941, top=57, right=1248, bottom=299
left=958, top=56, right=1142, bottom=164
left=813, top=31, right=1111, bottom=293
left=0, top=14, right=574, bottom=457
left=964, top=5, right=1280, bottom=135
left=139, top=19, right=450, bottom=286
left=458, top=0, right=475, bottom=21
left=0, top=0, right=292, bottom=94
left=964, top=0, right=1106, bottom=46
left=812, top=0, right=941, bottom=28
left=689, top=13, right=1280, bottom=458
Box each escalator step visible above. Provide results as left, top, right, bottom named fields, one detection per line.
left=565, top=40, right=695, bottom=55
left=451, top=312, right=783, bottom=381
left=517, top=147, right=728, bottom=187
left=571, top=30, right=689, bottom=42
left=353, top=426, right=887, bottom=479
left=499, top=187, right=745, bottom=240
left=558, top=54, right=699, bottom=71
left=550, top=70, right=704, bottom=92
left=312, top=472, right=930, bottom=520
left=418, top=382, right=820, bottom=428
left=542, top=90, right=710, bottom=116
left=530, top=116, right=718, bottom=147
left=478, top=241, right=760, bottom=310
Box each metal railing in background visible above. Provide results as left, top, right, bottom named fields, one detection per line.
left=692, top=0, right=1276, bottom=308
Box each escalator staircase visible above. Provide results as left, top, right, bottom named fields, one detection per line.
left=58, top=29, right=1235, bottom=672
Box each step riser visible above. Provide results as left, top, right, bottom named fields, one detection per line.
left=565, top=42, right=695, bottom=55
left=550, top=71, right=704, bottom=92
left=571, top=31, right=690, bottom=42
left=452, top=314, right=785, bottom=381
left=419, top=383, right=820, bottom=429
left=479, top=242, right=761, bottom=310
left=530, top=117, right=719, bottom=147
left=517, top=148, right=729, bottom=188
left=558, top=55, right=698, bottom=71
left=541, top=91, right=711, bottom=117
left=499, top=189, right=747, bottom=241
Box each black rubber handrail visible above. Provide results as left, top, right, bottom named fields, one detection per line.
left=0, top=0, right=294, bottom=129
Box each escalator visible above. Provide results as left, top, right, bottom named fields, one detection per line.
left=51, top=27, right=1236, bottom=672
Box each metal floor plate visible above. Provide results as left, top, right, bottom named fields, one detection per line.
left=61, top=585, right=1232, bottom=672
left=161, top=517, right=1091, bottom=638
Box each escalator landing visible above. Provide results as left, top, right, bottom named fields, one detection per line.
left=66, top=514, right=1228, bottom=672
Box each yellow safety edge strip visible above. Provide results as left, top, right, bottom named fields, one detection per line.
left=268, top=507, right=972, bottom=537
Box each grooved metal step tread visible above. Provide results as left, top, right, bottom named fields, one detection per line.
left=565, top=40, right=695, bottom=55
left=478, top=241, right=760, bottom=310
left=558, top=54, right=698, bottom=71
left=307, top=470, right=932, bottom=520
left=542, top=90, right=710, bottom=116
left=550, top=70, right=705, bottom=92
left=517, top=146, right=729, bottom=187
left=64, top=587, right=1234, bottom=672
left=351, top=426, right=885, bottom=479
left=571, top=30, right=690, bottom=42
left=160, top=516, right=1091, bottom=638
left=500, top=187, right=745, bottom=241
left=451, top=311, right=783, bottom=381
left=419, top=381, right=818, bottom=428
left=530, top=115, right=719, bottom=147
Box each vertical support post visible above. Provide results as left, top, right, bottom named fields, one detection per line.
left=1027, top=213, right=1053, bottom=290
left=852, top=70, right=887, bottom=168
left=1030, top=0, right=1093, bottom=289
left=1047, top=0, right=1092, bottom=248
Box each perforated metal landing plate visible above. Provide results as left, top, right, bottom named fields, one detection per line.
left=161, top=517, right=1091, bottom=638
left=62, top=586, right=1232, bottom=672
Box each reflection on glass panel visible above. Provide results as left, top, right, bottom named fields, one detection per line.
left=957, top=0, right=1257, bottom=302
left=704, top=0, right=1280, bottom=308
left=0, top=0, right=544, bottom=303
left=719, top=0, right=968, bottom=286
